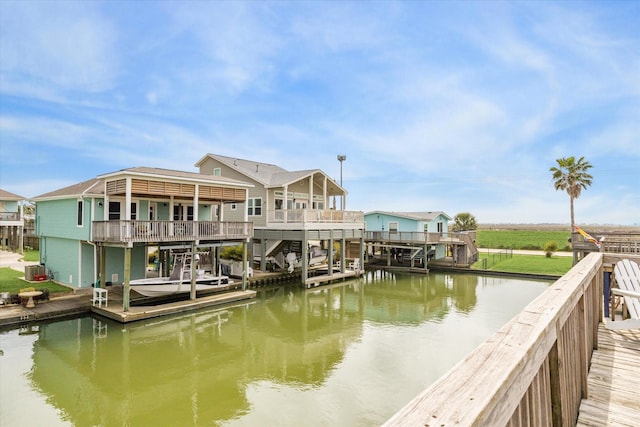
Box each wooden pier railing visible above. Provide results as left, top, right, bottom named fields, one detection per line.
left=364, top=230, right=470, bottom=245
left=384, top=252, right=635, bottom=426
left=267, top=209, right=364, bottom=225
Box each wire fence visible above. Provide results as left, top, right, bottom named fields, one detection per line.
left=481, top=249, right=513, bottom=269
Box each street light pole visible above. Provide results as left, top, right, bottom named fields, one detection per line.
left=337, top=155, right=346, bottom=210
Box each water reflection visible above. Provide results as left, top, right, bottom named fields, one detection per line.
left=1, top=271, right=550, bottom=426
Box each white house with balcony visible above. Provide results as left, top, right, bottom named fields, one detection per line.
left=0, top=188, right=25, bottom=253
left=196, top=154, right=366, bottom=286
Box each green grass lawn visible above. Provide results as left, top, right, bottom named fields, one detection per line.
left=476, top=230, right=572, bottom=251
left=0, top=267, right=71, bottom=295
left=472, top=253, right=572, bottom=276
left=21, top=249, right=40, bottom=262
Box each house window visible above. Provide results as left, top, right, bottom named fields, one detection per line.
left=389, top=222, right=398, bottom=234
left=77, top=200, right=84, bottom=227
left=248, top=198, right=262, bottom=216
left=108, top=202, right=121, bottom=220
left=231, top=203, right=237, bottom=211
left=173, top=204, right=194, bottom=220
left=274, top=199, right=283, bottom=210
left=131, top=202, right=137, bottom=220
left=213, top=168, right=221, bottom=176
left=312, top=201, right=324, bottom=209
left=437, top=222, right=444, bottom=233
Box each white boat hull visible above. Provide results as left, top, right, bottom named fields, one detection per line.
left=130, top=276, right=232, bottom=297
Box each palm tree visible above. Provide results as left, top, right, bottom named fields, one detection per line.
left=550, top=156, right=593, bottom=227
left=452, top=212, right=478, bottom=231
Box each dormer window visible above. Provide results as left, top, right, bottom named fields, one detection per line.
left=213, top=168, right=221, bottom=176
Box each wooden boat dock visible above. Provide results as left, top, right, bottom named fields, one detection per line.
left=304, top=268, right=363, bottom=288
left=91, top=286, right=256, bottom=323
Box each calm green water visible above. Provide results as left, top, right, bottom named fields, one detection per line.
left=1, top=271, right=550, bottom=426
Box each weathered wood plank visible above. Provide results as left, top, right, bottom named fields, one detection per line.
left=576, top=325, right=640, bottom=426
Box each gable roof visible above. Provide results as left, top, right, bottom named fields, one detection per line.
left=0, top=188, right=25, bottom=201
left=32, top=178, right=104, bottom=201
left=365, top=211, right=452, bottom=221
left=195, top=153, right=344, bottom=191
left=32, top=166, right=253, bottom=201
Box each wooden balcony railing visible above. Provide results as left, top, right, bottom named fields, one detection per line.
left=267, top=209, right=364, bottom=225
left=92, top=220, right=253, bottom=243
left=385, top=252, right=639, bottom=426
left=572, top=231, right=640, bottom=254
left=365, top=230, right=466, bottom=244
left=0, top=212, right=21, bottom=221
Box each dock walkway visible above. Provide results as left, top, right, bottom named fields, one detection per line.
left=577, top=325, right=640, bottom=426
left=0, top=290, right=92, bottom=327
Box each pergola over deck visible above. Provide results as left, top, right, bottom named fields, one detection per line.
left=384, top=252, right=640, bottom=426
left=93, top=167, right=252, bottom=245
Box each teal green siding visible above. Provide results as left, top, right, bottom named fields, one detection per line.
left=81, top=242, right=96, bottom=287
left=365, top=213, right=449, bottom=233
left=198, top=204, right=212, bottom=221
left=157, top=203, right=170, bottom=220
left=36, top=198, right=93, bottom=241
left=41, top=237, right=79, bottom=286
left=365, top=213, right=420, bottom=232
left=94, top=199, right=105, bottom=221
left=103, top=245, right=147, bottom=284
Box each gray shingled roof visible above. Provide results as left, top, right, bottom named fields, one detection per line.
left=32, top=178, right=104, bottom=200
left=0, top=188, right=25, bottom=200
left=197, top=154, right=333, bottom=189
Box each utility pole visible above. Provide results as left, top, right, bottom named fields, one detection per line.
left=337, top=155, right=346, bottom=210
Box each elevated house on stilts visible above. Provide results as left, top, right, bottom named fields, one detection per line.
left=33, top=167, right=254, bottom=312
left=196, top=154, right=366, bottom=287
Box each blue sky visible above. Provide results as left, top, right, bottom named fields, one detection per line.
left=1, top=1, right=638, bottom=225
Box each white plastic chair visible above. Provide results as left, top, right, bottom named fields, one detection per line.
left=92, top=287, right=108, bottom=308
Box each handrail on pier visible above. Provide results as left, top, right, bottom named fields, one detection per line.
left=384, top=252, right=629, bottom=426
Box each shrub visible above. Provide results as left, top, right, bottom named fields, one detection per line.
left=220, top=245, right=243, bottom=261
left=543, top=241, right=558, bottom=258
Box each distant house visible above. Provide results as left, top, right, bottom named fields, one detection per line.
left=195, top=154, right=366, bottom=285
left=0, top=188, right=25, bottom=252
left=364, top=211, right=477, bottom=267
left=32, top=167, right=254, bottom=310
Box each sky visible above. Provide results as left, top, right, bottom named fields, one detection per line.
left=1, top=1, right=639, bottom=225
